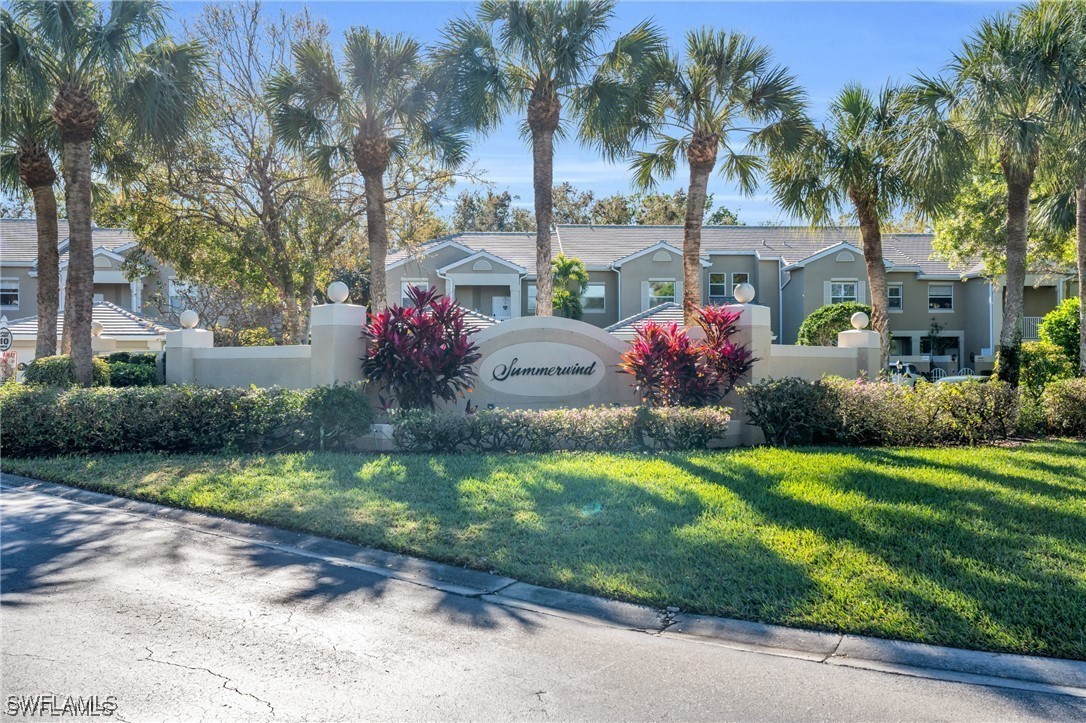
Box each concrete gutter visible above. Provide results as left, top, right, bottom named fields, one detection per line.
left=2, top=472, right=1083, bottom=700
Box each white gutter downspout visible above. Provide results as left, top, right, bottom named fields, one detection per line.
left=989, top=282, right=995, bottom=353
left=777, top=258, right=784, bottom=340
left=614, top=263, right=622, bottom=320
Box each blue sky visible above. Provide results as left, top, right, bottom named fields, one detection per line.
left=169, top=1, right=1013, bottom=224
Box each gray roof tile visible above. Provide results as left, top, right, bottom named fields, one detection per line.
left=4, top=300, right=174, bottom=338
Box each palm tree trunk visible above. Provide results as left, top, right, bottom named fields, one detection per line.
left=364, top=171, right=389, bottom=311
left=1077, top=178, right=1085, bottom=375
left=60, top=138, right=95, bottom=386
left=683, top=161, right=713, bottom=324
left=31, top=184, right=60, bottom=358
left=996, top=171, right=1031, bottom=385
left=854, top=198, right=890, bottom=368
left=531, top=128, right=555, bottom=317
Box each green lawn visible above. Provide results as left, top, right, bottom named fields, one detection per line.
left=4, top=441, right=1085, bottom=659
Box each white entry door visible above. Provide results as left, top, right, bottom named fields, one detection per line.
left=492, top=296, right=511, bottom=320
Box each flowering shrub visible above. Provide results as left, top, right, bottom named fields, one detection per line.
left=620, top=305, right=754, bottom=406
left=740, top=376, right=1019, bottom=447
left=390, top=406, right=732, bottom=453
left=362, top=285, right=481, bottom=410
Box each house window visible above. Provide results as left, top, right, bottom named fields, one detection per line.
left=0, top=279, right=19, bottom=308
left=708, top=273, right=730, bottom=303
left=732, top=272, right=750, bottom=288
left=400, top=280, right=426, bottom=307
left=168, top=278, right=193, bottom=312
left=888, top=284, right=903, bottom=311
left=581, top=283, right=606, bottom=313
left=830, top=281, right=857, bottom=304
left=928, top=284, right=953, bottom=311
left=648, top=280, right=676, bottom=306
left=890, top=336, right=913, bottom=356
left=527, top=284, right=537, bottom=314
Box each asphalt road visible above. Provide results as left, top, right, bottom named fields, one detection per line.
left=2, top=484, right=1083, bottom=722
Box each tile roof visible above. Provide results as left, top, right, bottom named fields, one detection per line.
left=4, top=300, right=174, bottom=338
left=388, top=225, right=975, bottom=278
left=604, top=302, right=685, bottom=341
left=463, top=308, right=502, bottom=334
left=0, top=218, right=137, bottom=265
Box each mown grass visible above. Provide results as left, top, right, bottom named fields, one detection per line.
left=4, top=440, right=1084, bottom=659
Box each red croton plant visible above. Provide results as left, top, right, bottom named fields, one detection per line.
left=361, top=286, right=481, bottom=410
left=619, top=305, right=755, bottom=407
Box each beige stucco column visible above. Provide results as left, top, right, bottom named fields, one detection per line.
left=165, top=328, right=214, bottom=385
left=724, top=302, right=774, bottom=447
left=838, top=329, right=881, bottom=378
left=309, top=302, right=367, bottom=387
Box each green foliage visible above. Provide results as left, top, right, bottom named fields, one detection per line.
left=740, top=376, right=1019, bottom=447
left=1039, top=298, right=1081, bottom=368
left=108, top=362, right=157, bottom=388
left=1019, top=341, right=1075, bottom=400
left=390, top=406, right=732, bottom=453
left=24, top=355, right=110, bottom=388
left=449, top=190, right=534, bottom=232
left=0, top=383, right=373, bottom=457
left=796, top=302, right=873, bottom=347
left=551, top=253, right=590, bottom=319
left=212, top=326, right=277, bottom=348
left=1042, top=378, right=1086, bottom=436
left=105, top=352, right=157, bottom=367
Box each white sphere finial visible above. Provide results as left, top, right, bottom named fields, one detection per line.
left=733, top=283, right=756, bottom=304
left=91, top=321, right=104, bottom=337
left=851, top=311, right=870, bottom=330
left=327, top=281, right=349, bottom=304
left=179, top=309, right=199, bottom=329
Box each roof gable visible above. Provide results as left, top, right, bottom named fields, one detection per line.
left=438, top=249, right=526, bottom=275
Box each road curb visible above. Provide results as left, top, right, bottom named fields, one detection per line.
left=3, top=472, right=1084, bottom=699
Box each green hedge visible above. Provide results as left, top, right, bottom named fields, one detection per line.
left=23, top=355, right=111, bottom=387
left=740, top=376, right=1019, bottom=447
left=391, top=406, right=732, bottom=453
left=797, top=302, right=873, bottom=347
left=1042, top=377, right=1086, bottom=437
left=0, top=383, right=374, bottom=457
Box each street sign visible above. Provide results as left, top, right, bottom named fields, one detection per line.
left=0, top=350, right=16, bottom=380
left=0, top=316, right=11, bottom=352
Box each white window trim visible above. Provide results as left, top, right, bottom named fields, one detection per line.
left=648, top=278, right=677, bottom=306
left=887, top=283, right=904, bottom=313
left=400, top=278, right=427, bottom=306
left=927, top=283, right=954, bottom=313
left=731, top=272, right=750, bottom=288
left=830, top=278, right=859, bottom=305
left=581, top=283, right=607, bottom=314
left=0, top=277, right=20, bottom=309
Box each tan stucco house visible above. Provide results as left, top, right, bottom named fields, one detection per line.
left=387, top=224, right=1077, bottom=372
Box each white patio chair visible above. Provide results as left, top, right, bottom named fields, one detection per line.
left=958, top=368, right=975, bottom=376
left=930, top=368, right=947, bottom=381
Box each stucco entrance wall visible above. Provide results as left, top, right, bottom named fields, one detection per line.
left=456, top=316, right=641, bottom=410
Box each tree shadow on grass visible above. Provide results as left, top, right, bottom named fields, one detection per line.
left=667, top=451, right=1086, bottom=661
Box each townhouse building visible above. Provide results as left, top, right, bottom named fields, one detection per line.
left=387, top=224, right=1077, bottom=372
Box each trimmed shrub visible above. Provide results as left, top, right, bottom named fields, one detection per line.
left=390, top=406, right=732, bottom=453
left=1038, top=298, right=1080, bottom=369
left=108, top=362, right=158, bottom=387
left=797, top=302, right=873, bottom=347
left=24, top=355, right=110, bottom=388
left=1042, top=377, right=1086, bottom=436
left=105, top=351, right=157, bottom=367
left=1019, top=341, right=1075, bottom=400
left=739, top=377, right=835, bottom=446
left=0, top=383, right=373, bottom=457
left=740, top=376, right=1018, bottom=447
left=306, top=383, right=376, bottom=450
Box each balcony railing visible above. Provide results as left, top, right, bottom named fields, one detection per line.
left=1022, top=316, right=1042, bottom=340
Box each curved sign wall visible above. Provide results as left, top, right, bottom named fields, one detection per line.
left=478, top=342, right=606, bottom=397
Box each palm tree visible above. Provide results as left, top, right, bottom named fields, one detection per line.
left=551, top=252, right=590, bottom=319
left=3, top=0, right=204, bottom=385
left=0, top=65, right=60, bottom=359
left=769, top=84, right=957, bottom=368
left=268, top=29, right=464, bottom=311
left=435, top=0, right=662, bottom=317
left=590, top=29, right=805, bottom=324
left=906, top=1, right=1086, bottom=384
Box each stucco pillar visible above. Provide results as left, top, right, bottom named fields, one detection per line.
left=725, top=302, right=773, bottom=447
left=165, top=328, right=214, bottom=385
left=509, top=281, right=522, bottom=319
left=130, top=280, right=142, bottom=313
left=309, top=302, right=367, bottom=387
left=91, top=336, right=118, bottom=355
left=838, top=329, right=881, bottom=379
